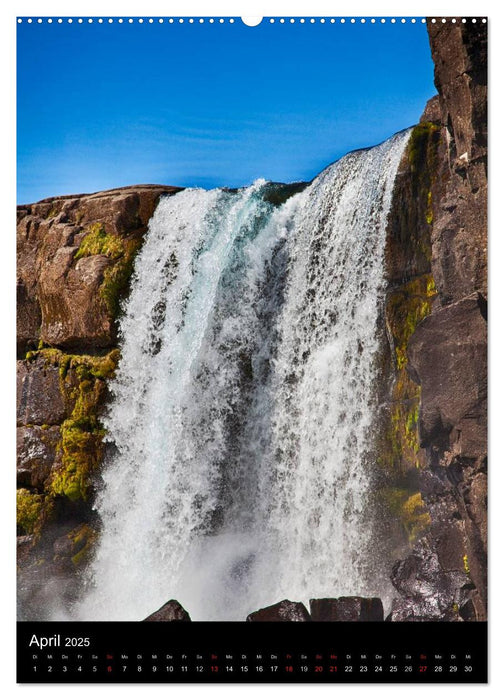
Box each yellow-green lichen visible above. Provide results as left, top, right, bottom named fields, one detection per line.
left=406, top=122, right=441, bottom=240
left=50, top=367, right=111, bottom=502
left=387, top=274, right=437, bottom=372
left=26, top=347, right=119, bottom=383
left=70, top=524, right=97, bottom=567
left=50, top=412, right=105, bottom=503
left=382, top=274, right=438, bottom=474
left=99, top=237, right=142, bottom=316
left=74, top=222, right=124, bottom=261
left=381, top=487, right=431, bottom=543
left=22, top=348, right=119, bottom=504
left=463, top=554, right=471, bottom=575
left=426, top=190, right=433, bottom=225
left=17, top=489, right=44, bottom=535
left=73, top=223, right=142, bottom=317
left=408, top=122, right=441, bottom=173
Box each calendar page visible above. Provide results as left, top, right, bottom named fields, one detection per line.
left=16, top=12, right=488, bottom=684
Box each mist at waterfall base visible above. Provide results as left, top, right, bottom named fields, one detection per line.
left=75, top=130, right=410, bottom=622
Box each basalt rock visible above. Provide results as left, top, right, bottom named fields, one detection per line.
left=419, top=95, right=442, bottom=124
left=407, top=294, right=487, bottom=461
left=16, top=348, right=118, bottom=513
left=388, top=541, right=475, bottom=621
left=383, top=19, right=487, bottom=621
left=17, top=535, right=35, bottom=562
left=51, top=523, right=98, bottom=573
left=246, top=600, right=310, bottom=622
left=17, top=356, right=67, bottom=426
left=427, top=20, right=487, bottom=304
left=17, top=185, right=182, bottom=353
left=16, top=186, right=181, bottom=620
left=17, top=425, right=61, bottom=489
left=310, top=597, right=383, bottom=622
left=144, top=600, right=191, bottom=622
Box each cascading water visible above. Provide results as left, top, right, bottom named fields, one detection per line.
left=77, top=130, right=410, bottom=622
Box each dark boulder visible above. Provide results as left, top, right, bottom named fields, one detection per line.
left=143, top=600, right=191, bottom=622
left=310, top=597, right=383, bottom=621
left=246, top=599, right=310, bottom=622
left=388, top=542, right=475, bottom=621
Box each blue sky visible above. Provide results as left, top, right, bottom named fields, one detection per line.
left=17, top=18, right=435, bottom=203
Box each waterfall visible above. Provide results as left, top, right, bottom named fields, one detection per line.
left=77, top=130, right=410, bottom=621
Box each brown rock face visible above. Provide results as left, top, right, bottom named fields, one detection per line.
left=408, top=294, right=487, bottom=461
left=143, top=600, right=191, bottom=622
left=17, top=186, right=181, bottom=620
left=310, top=597, right=383, bottom=622
left=427, top=21, right=487, bottom=304
left=388, top=541, right=475, bottom=621
left=17, top=185, right=181, bottom=353
left=17, top=356, right=67, bottom=425
left=385, top=122, right=445, bottom=286
left=246, top=600, right=310, bottom=622
left=383, top=19, right=487, bottom=620
left=419, top=95, right=442, bottom=124
left=17, top=425, right=60, bottom=489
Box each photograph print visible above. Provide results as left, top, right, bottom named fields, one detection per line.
left=16, top=13, right=487, bottom=682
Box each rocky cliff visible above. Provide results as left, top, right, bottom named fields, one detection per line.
left=17, top=185, right=181, bottom=617
left=383, top=19, right=487, bottom=620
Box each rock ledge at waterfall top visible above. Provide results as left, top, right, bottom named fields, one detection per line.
left=17, top=184, right=182, bottom=353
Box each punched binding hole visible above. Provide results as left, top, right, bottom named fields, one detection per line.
left=241, top=17, right=263, bottom=27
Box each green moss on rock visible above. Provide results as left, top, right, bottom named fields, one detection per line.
left=426, top=190, right=433, bottom=225
left=23, top=348, right=119, bottom=504
left=26, top=347, right=119, bottom=383
left=17, top=488, right=44, bottom=535
left=69, top=524, right=97, bottom=567
left=377, top=122, right=444, bottom=547
left=74, top=222, right=124, bottom=261
left=463, top=553, right=471, bottom=575
left=100, top=237, right=142, bottom=316
left=408, top=122, right=441, bottom=233
left=73, top=222, right=142, bottom=317
left=381, top=487, right=431, bottom=542
left=382, top=274, right=437, bottom=474
left=50, top=421, right=104, bottom=502
left=50, top=360, right=113, bottom=502
left=387, top=274, right=437, bottom=371
left=408, top=122, right=440, bottom=173
left=51, top=523, right=98, bottom=568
